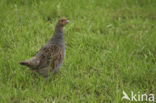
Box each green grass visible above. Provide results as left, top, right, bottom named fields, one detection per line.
left=0, top=0, right=156, bottom=102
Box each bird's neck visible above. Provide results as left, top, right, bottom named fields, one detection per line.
left=53, top=24, right=64, bottom=39
left=55, top=24, right=63, bottom=33
left=49, top=24, right=65, bottom=46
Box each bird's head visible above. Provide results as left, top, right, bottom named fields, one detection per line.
left=57, top=18, right=69, bottom=27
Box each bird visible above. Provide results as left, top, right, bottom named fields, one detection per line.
left=20, top=18, right=69, bottom=78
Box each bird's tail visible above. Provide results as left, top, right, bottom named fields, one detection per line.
left=19, top=61, right=31, bottom=66
left=19, top=57, right=39, bottom=68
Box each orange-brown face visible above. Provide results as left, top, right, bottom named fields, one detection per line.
left=58, top=18, right=69, bottom=27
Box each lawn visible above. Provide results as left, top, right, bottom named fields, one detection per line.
left=0, top=0, right=156, bottom=102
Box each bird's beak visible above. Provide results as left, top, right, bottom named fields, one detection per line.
left=66, top=20, right=70, bottom=23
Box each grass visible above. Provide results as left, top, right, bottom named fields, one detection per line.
left=0, top=0, right=156, bottom=102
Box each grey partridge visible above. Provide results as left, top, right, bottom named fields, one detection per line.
left=20, top=18, right=69, bottom=78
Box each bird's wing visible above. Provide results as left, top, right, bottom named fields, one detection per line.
left=35, top=44, right=63, bottom=69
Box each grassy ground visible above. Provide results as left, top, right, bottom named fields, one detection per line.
left=0, top=0, right=156, bottom=102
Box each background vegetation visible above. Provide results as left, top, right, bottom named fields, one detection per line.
left=0, top=0, right=156, bottom=102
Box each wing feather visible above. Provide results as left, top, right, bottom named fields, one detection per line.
left=34, top=44, right=64, bottom=76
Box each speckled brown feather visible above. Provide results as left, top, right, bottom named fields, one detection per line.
left=34, top=44, right=64, bottom=77
left=50, top=47, right=64, bottom=72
